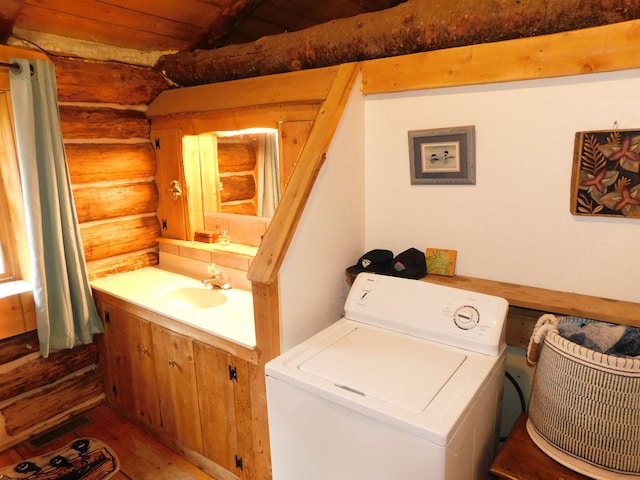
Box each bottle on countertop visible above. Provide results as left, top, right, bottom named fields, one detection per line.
left=218, top=230, right=230, bottom=245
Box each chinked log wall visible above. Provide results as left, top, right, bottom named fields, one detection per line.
left=55, top=56, right=172, bottom=280
left=218, top=138, right=258, bottom=215
left=0, top=53, right=172, bottom=450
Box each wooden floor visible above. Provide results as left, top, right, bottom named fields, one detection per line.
left=0, top=403, right=218, bottom=480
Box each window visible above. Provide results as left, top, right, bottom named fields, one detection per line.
left=0, top=199, right=18, bottom=283
left=0, top=92, right=26, bottom=284
left=0, top=89, right=36, bottom=338
left=0, top=231, right=13, bottom=282
left=0, top=242, right=6, bottom=278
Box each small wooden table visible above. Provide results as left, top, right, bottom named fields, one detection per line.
left=490, top=414, right=589, bottom=480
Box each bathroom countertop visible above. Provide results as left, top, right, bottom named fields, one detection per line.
left=91, top=267, right=256, bottom=348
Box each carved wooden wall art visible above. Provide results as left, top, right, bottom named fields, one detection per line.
left=571, top=129, right=640, bottom=218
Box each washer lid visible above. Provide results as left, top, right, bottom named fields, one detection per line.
left=298, top=325, right=466, bottom=412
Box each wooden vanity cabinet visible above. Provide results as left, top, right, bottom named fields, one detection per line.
left=95, top=292, right=255, bottom=479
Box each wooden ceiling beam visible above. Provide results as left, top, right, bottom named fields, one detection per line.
left=192, top=0, right=264, bottom=50
left=0, top=0, right=23, bottom=43
left=158, top=0, right=640, bottom=87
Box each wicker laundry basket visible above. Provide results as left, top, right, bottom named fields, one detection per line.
left=526, top=314, right=640, bottom=480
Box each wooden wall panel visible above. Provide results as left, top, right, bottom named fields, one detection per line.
left=0, top=333, right=104, bottom=449
left=220, top=174, right=255, bottom=203
left=66, top=143, right=155, bottom=184
left=278, top=120, right=313, bottom=192
left=57, top=55, right=166, bottom=279
left=221, top=202, right=256, bottom=216
left=1, top=368, right=103, bottom=436
left=0, top=343, right=98, bottom=401
left=0, top=330, right=38, bottom=364
left=86, top=251, right=158, bottom=281
left=218, top=142, right=256, bottom=173
left=74, top=182, right=158, bottom=223
left=81, top=216, right=160, bottom=263
left=0, top=295, right=29, bottom=340
left=54, top=56, right=171, bottom=105
left=60, top=106, right=150, bottom=139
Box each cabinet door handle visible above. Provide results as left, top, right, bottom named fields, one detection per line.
left=168, top=180, right=182, bottom=200
left=168, top=360, right=177, bottom=368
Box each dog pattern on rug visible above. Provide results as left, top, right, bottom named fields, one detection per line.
left=0, top=438, right=119, bottom=480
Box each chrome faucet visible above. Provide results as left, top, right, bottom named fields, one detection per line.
left=203, top=263, right=232, bottom=290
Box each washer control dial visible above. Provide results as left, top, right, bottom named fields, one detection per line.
left=453, top=305, right=480, bottom=330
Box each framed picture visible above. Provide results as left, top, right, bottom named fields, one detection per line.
left=571, top=129, right=640, bottom=218
left=408, top=125, right=475, bottom=185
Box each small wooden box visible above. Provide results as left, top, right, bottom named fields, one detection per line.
left=426, top=248, right=457, bottom=276
left=194, top=230, right=217, bottom=243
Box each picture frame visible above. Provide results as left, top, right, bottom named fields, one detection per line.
left=408, top=125, right=476, bottom=185
left=571, top=128, right=640, bottom=219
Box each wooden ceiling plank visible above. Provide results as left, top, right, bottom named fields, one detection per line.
left=299, top=0, right=364, bottom=22
left=22, top=0, right=199, bottom=40
left=95, top=0, right=224, bottom=29
left=195, top=0, right=228, bottom=7
left=17, top=7, right=191, bottom=51
left=246, top=3, right=316, bottom=31
left=193, top=0, right=263, bottom=49
left=226, top=0, right=405, bottom=45
left=259, top=0, right=326, bottom=24
left=227, top=16, right=288, bottom=45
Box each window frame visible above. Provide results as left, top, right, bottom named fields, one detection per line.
left=0, top=92, right=25, bottom=284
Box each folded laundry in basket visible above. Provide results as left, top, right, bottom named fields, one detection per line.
left=558, top=321, right=640, bottom=357
left=607, top=326, right=640, bottom=357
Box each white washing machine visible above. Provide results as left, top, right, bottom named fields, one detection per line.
left=265, top=272, right=509, bottom=480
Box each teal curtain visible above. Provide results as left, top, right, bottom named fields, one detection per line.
left=257, top=132, right=281, bottom=217
left=9, top=58, right=103, bottom=358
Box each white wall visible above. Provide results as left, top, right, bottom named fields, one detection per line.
left=279, top=75, right=366, bottom=351
left=365, top=69, right=640, bottom=303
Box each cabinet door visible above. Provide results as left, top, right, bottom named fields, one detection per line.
left=152, top=128, right=191, bottom=240
left=194, top=341, right=252, bottom=478
left=152, top=324, right=204, bottom=454
left=98, top=301, right=141, bottom=413
left=278, top=120, right=313, bottom=192
left=130, top=317, right=162, bottom=430
left=97, top=301, right=161, bottom=429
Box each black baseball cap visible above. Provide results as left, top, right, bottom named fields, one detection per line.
left=382, top=248, right=427, bottom=279
left=346, top=249, right=394, bottom=276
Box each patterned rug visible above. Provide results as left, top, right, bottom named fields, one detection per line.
left=0, top=438, right=119, bottom=480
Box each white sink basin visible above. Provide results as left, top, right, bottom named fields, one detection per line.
left=161, top=287, right=228, bottom=309
left=91, top=267, right=256, bottom=348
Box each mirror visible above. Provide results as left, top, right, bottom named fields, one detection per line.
left=184, top=128, right=280, bottom=218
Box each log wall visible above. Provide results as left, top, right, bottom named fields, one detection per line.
left=218, top=138, right=258, bottom=215
left=0, top=331, right=104, bottom=449
left=55, top=56, right=172, bottom=280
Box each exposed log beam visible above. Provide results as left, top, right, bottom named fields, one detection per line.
left=192, top=0, right=264, bottom=50
left=0, top=0, right=23, bottom=43
left=158, top=0, right=640, bottom=87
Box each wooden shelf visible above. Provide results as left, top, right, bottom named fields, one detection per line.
left=490, top=415, right=589, bottom=480
left=422, top=275, right=640, bottom=328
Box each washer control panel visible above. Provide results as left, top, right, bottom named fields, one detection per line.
left=345, top=273, right=508, bottom=355
left=453, top=305, right=480, bottom=330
